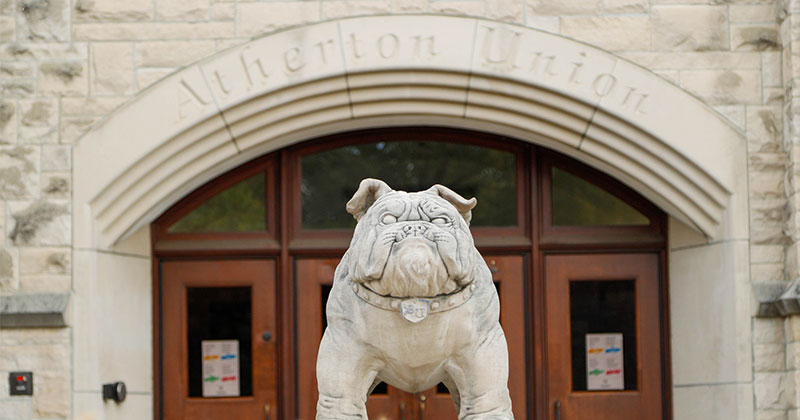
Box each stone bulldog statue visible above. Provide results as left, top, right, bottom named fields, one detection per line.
left=316, top=179, right=514, bottom=420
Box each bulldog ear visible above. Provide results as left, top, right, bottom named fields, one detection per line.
left=346, top=178, right=393, bottom=221
left=426, top=184, right=478, bottom=225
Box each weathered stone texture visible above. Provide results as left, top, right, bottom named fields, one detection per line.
left=41, top=145, right=70, bottom=171
left=16, top=0, right=69, bottom=41
left=156, top=0, right=209, bottom=20
left=0, top=343, right=69, bottom=370
left=0, top=399, right=33, bottom=419
left=603, top=0, right=646, bottom=14
left=209, top=2, right=234, bottom=20
left=0, top=247, right=15, bottom=287
left=0, top=15, right=14, bottom=41
left=321, top=0, right=392, bottom=20
left=751, top=201, right=789, bottom=244
left=620, top=51, right=761, bottom=71
left=749, top=106, right=783, bottom=153
left=38, top=61, right=89, bottom=96
left=236, top=2, right=320, bottom=37
left=732, top=25, right=781, bottom=51
left=757, top=343, right=788, bottom=372
left=753, top=245, right=787, bottom=264
left=32, top=370, right=69, bottom=418
left=730, top=4, right=776, bottom=23
left=74, top=0, right=153, bottom=21
left=0, top=145, right=39, bottom=199
left=763, top=51, right=783, bottom=88
left=680, top=69, right=763, bottom=104
left=18, top=274, right=70, bottom=291
left=20, top=248, right=70, bottom=275
left=0, top=101, right=16, bottom=144
left=526, top=0, right=601, bottom=15
left=0, top=42, right=87, bottom=60
left=0, top=78, right=35, bottom=97
left=756, top=372, right=796, bottom=410
left=0, top=62, right=35, bottom=78
left=8, top=200, right=70, bottom=246
left=750, top=153, right=787, bottom=199
left=652, top=6, right=729, bottom=51
left=19, top=99, right=58, bottom=143
left=561, top=15, right=650, bottom=51
left=786, top=316, right=800, bottom=343
left=59, top=116, right=98, bottom=144
left=391, top=0, right=427, bottom=13
left=760, top=410, right=790, bottom=420
left=41, top=172, right=69, bottom=198
left=61, top=96, right=126, bottom=116
left=752, top=263, right=786, bottom=283
left=485, top=0, right=523, bottom=23
left=0, top=0, right=14, bottom=14
left=90, top=42, right=134, bottom=95
left=755, top=318, right=785, bottom=344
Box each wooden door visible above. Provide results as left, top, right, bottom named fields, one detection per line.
left=162, top=259, right=278, bottom=420
left=545, top=254, right=662, bottom=420
left=296, top=255, right=527, bottom=420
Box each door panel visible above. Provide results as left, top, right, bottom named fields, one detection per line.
left=296, top=255, right=527, bottom=420
left=545, top=254, right=662, bottom=420
left=162, top=259, right=277, bottom=420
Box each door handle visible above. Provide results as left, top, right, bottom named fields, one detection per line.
left=554, top=399, right=561, bottom=420
left=262, top=330, right=273, bottom=342
left=399, top=402, right=405, bottom=420
left=264, top=403, right=270, bottom=420
left=419, top=395, right=426, bottom=420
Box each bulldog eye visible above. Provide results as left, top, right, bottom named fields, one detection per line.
left=382, top=214, right=397, bottom=224
left=431, top=217, right=450, bottom=225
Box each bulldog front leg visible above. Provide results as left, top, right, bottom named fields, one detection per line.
left=446, top=324, right=514, bottom=420
left=316, top=328, right=381, bottom=420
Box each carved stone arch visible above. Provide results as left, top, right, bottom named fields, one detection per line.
left=73, top=15, right=747, bottom=249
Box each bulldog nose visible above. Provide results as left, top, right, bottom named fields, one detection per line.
left=402, top=224, right=428, bottom=237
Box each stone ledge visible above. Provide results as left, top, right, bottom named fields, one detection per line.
left=0, top=293, right=69, bottom=328
left=755, top=279, right=800, bottom=317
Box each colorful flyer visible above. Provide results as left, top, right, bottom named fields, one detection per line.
left=201, top=340, right=240, bottom=397
left=586, top=333, right=624, bottom=391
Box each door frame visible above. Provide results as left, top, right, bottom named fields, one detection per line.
left=151, top=127, right=671, bottom=420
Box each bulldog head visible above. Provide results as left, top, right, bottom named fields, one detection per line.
left=344, top=178, right=478, bottom=298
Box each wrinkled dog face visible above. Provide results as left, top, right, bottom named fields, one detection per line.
left=344, top=179, right=478, bottom=298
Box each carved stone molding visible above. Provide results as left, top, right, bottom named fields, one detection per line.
left=73, top=15, right=746, bottom=248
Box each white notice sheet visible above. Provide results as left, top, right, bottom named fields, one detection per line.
left=201, top=340, right=240, bottom=397
left=586, top=333, right=624, bottom=391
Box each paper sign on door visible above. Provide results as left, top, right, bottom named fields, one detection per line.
left=202, top=340, right=240, bottom=397
left=586, top=333, right=624, bottom=391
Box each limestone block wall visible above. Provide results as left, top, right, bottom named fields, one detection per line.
left=0, top=0, right=791, bottom=419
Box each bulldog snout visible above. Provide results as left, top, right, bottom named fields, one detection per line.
left=402, top=224, right=429, bottom=237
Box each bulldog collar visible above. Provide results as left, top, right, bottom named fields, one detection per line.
left=351, top=282, right=477, bottom=323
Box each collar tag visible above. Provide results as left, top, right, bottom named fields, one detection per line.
left=401, top=299, right=430, bottom=323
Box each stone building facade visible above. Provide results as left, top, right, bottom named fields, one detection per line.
left=0, top=0, right=796, bottom=419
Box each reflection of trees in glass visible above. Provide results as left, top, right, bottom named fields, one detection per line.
left=301, top=141, right=517, bottom=229
left=551, top=167, right=649, bottom=226
left=169, top=174, right=267, bottom=233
